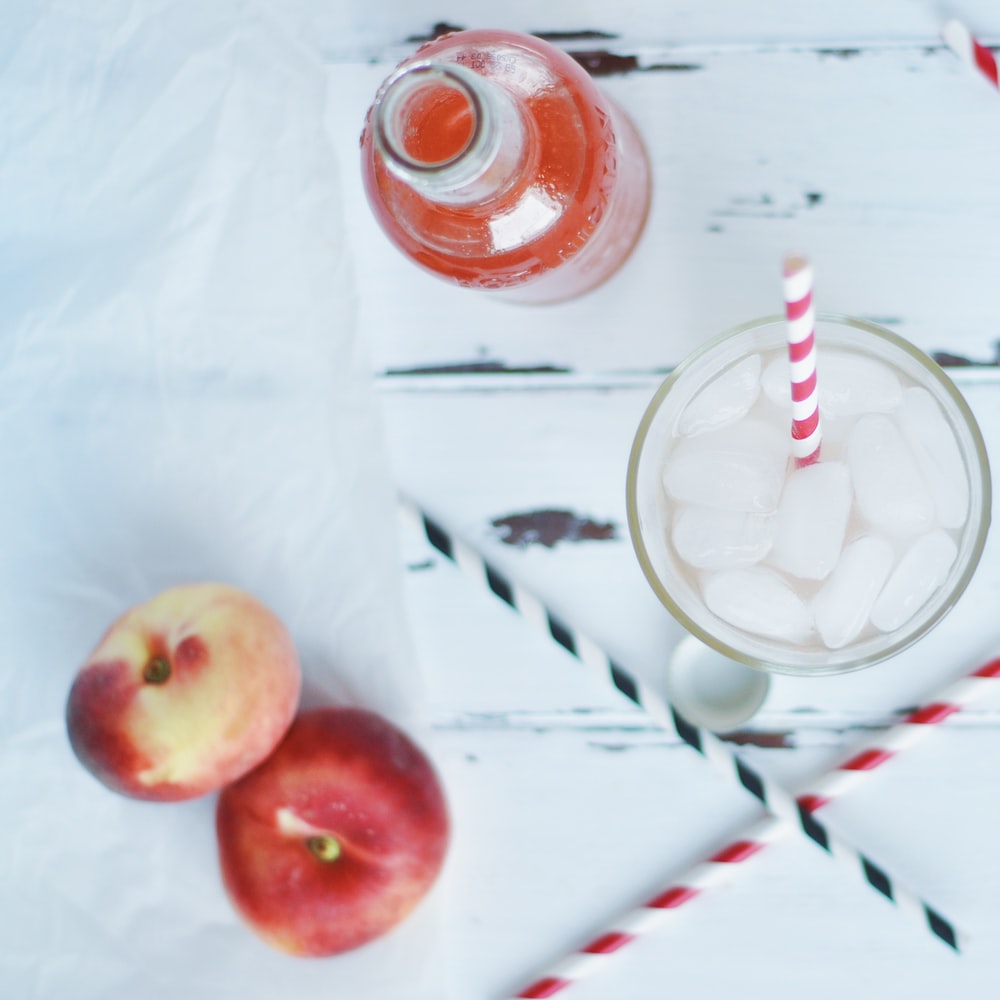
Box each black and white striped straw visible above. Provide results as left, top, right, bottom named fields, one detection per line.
left=398, top=494, right=964, bottom=953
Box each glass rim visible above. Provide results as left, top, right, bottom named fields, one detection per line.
left=625, top=312, right=993, bottom=676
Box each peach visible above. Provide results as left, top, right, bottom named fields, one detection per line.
left=66, top=583, right=301, bottom=801
left=215, top=706, right=450, bottom=956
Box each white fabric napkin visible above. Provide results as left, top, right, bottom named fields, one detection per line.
left=0, top=3, right=447, bottom=995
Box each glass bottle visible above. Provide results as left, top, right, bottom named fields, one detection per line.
left=359, top=29, right=651, bottom=304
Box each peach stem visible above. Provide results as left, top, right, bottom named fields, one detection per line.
left=142, top=656, right=171, bottom=684
left=306, top=835, right=341, bottom=863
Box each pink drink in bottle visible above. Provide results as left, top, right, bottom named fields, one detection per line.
left=360, top=29, right=651, bottom=304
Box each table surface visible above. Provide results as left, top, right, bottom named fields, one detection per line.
left=326, top=4, right=1000, bottom=998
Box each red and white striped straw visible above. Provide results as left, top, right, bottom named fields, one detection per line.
left=796, top=655, right=1000, bottom=813
left=782, top=254, right=821, bottom=466
left=510, top=657, right=1000, bottom=997
left=943, top=19, right=999, bottom=89
left=512, top=816, right=789, bottom=999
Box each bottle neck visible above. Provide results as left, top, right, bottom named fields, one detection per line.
left=371, top=61, right=527, bottom=206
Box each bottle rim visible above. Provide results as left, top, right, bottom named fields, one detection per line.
left=371, top=61, right=493, bottom=183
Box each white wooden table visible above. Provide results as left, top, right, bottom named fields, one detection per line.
left=326, top=4, right=1000, bottom=997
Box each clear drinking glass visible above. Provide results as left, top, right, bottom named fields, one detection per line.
left=626, top=314, right=991, bottom=676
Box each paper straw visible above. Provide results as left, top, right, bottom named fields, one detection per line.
left=512, top=660, right=999, bottom=998
left=782, top=254, right=821, bottom=466
left=796, top=655, right=1000, bottom=813
left=397, top=495, right=964, bottom=970
left=943, top=19, right=999, bottom=89
left=512, top=813, right=789, bottom=998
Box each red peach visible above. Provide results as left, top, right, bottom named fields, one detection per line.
left=66, top=583, right=301, bottom=801
left=215, top=706, right=450, bottom=956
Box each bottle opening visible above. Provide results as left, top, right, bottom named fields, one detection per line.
left=374, top=63, right=485, bottom=175
left=399, top=82, right=475, bottom=165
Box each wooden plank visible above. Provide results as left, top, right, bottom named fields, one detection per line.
left=315, top=4, right=1000, bottom=60
left=329, top=44, right=1000, bottom=375
left=386, top=374, right=1000, bottom=722
left=424, top=714, right=1000, bottom=998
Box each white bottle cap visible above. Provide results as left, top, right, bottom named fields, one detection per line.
left=666, top=635, right=770, bottom=732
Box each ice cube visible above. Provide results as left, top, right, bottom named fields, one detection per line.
left=762, top=350, right=901, bottom=417
left=662, top=418, right=789, bottom=513
left=672, top=506, right=773, bottom=570
left=768, top=461, right=852, bottom=580
left=812, top=536, right=895, bottom=648
left=847, top=414, right=934, bottom=532
left=870, top=529, right=958, bottom=633
left=815, top=350, right=902, bottom=417
left=897, top=387, right=969, bottom=530
left=703, top=568, right=813, bottom=642
left=678, top=354, right=762, bottom=436
left=761, top=355, right=793, bottom=409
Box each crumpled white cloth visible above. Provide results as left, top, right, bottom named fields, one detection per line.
left=0, top=3, right=447, bottom=996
